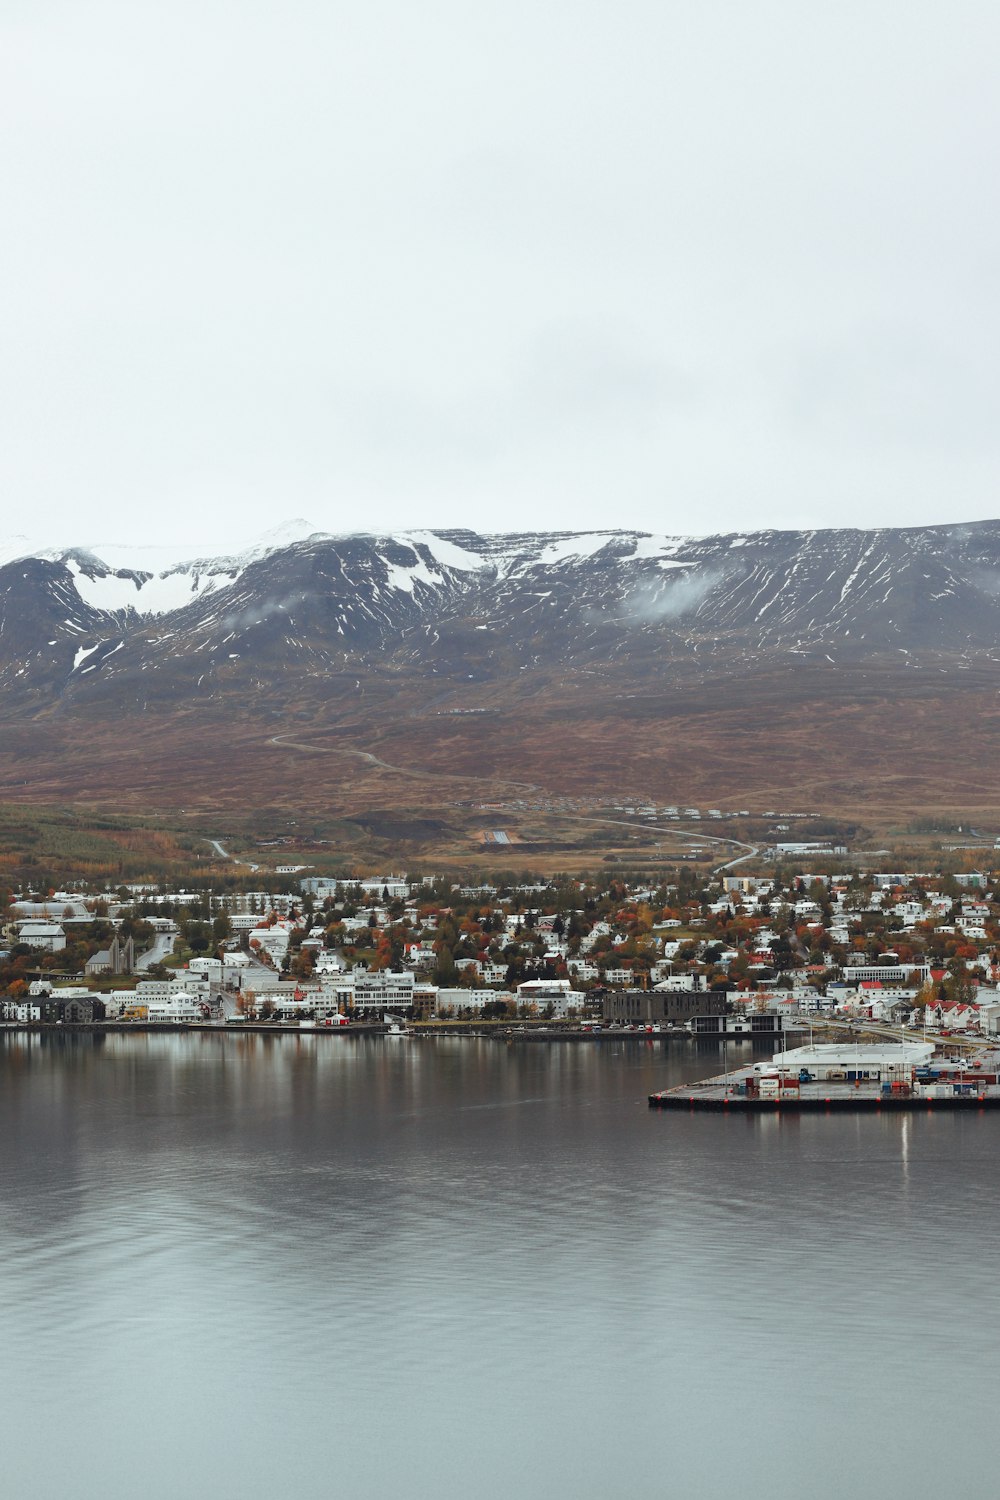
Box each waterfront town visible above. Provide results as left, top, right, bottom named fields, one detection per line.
left=3, top=860, right=1000, bottom=1041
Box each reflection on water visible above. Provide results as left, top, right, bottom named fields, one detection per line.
left=1, top=1032, right=997, bottom=1499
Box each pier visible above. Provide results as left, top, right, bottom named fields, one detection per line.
left=649, top=1042, right=1000, bottom=1111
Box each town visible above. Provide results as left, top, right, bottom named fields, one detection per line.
left=3, top=859, right=1000, bottom=1041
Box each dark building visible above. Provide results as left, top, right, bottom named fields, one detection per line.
left=602, top=989, right=729, bottom=1024
left=38, top=997, right=108, bottom=1023
left=690, top=1011, right=792, bottom=1035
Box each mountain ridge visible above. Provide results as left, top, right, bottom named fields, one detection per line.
left=1, top=519, right=999, bottom=822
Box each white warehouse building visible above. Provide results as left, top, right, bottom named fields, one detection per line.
left=754, top=1043, right=934, bottom=1081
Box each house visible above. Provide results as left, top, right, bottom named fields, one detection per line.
left=925, top=1000, right=979, bottom=1032
left=17, top=921, right=66, bottom=953
left=515, top=979, right=581, bottom=1017
left=248, top=920, right=297, bottom=962
left=654, top=973, right=704, bottom=992
left=404, top=941, right=436, bottom=966
left=567, top=959, right=599, bottom=982
left=602, top=967, right=635, bottom=986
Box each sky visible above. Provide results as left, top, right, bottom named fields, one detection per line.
left=3, top=0, right=998, bottom=550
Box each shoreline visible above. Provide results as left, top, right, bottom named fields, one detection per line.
left=650, top=1090, right=1000, bottom=1111
left=1, top=1019, right=698, bottom=1039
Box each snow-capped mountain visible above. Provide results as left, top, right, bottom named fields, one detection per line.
left=2, top=519, right=1000, bottom=704
left=1, top=518, right=998, bottom=813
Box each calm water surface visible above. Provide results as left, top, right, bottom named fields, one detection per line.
left=1, top=1031, right=997, bottom=1499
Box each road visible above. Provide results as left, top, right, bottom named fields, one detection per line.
left=813, top=1015, right=985, bottom=1055
left=267, top=733, right=541, bottom=792
left=713, top=846, right=760, bottom=873
left=265, top=738, right=769, bottom=853
left=576, top=813, right=758, bottom=872
left=205, top=838, right=259, bottom=872
left=136, top=931, right=177, bottom=970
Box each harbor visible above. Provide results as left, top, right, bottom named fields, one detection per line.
left=649, top=1041, right=1000, bottom=1110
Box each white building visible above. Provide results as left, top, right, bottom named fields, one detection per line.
left=359, top=876, right=412, bottom=899
left=312, top=952, right=346, bottom=975
left=602, top=968, right=635, bottom=986
left=147, top=994, right=204, bottom=1023
left=841, top=963, right=930, bottom=984
left=1, top=999, right=42, bottom=1021
left=567, top=959, right=599, bottom=982
left=753, top=1042, right=934, bottom=1080
left=328, top=970, right=415, bottom=1014
left=515, top=979, right=581, bottom=1017
left=248, top=922, right=296, bottom=962
left=17, top=921, right=66, bottom=952
left=435, top=988, right=513, bottom=1015
left=138, top=976, right=210, bottom=1002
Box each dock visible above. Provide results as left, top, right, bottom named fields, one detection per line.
left=649, top=1041, right=1000, bottom=1111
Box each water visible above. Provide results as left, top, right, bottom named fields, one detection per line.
left=2, top=1030, right=997, bottom=1499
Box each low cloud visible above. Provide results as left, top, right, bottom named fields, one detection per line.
left=622, top=565, right=726, bottom=624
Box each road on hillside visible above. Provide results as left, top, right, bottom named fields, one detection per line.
left=266, top=733, right=541, bottom=793
left=205, top=838, right=259, bottom=872
left=575, top=813, right=758, bottom=871
left=136, top=932, right=177, bottom=970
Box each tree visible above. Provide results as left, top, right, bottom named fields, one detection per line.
left=434, top=944, right=458, bottom=986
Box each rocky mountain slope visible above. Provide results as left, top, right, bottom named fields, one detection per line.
left=1, top=519, right=999, bottom=816
left=4, top=520, right=1000, bottom=702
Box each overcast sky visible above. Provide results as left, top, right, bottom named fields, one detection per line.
left=3, top=0, right=998, bottom=549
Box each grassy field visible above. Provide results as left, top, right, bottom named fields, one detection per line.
left=0, top=805, right=231, bottom=886
left=0, top=794, right=995, bottom=890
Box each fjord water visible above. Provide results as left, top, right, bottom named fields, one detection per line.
left=2, top=1033, right=997, bottom=1500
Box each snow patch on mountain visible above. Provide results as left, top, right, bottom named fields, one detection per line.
left=626, top=535, right=687, bottom=561
left=536, top=534, right=615, bottom=565
left=126, top=569, right=240, bottom=614
left=64, top=558, right=232, bottom=616
left=66, top=560, right=144, bottom=614
left=402, top=531, right=487, bottom=572
left=381, top=554, right=444, bottom=594
left=72, top=642, right=100, bottom=672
